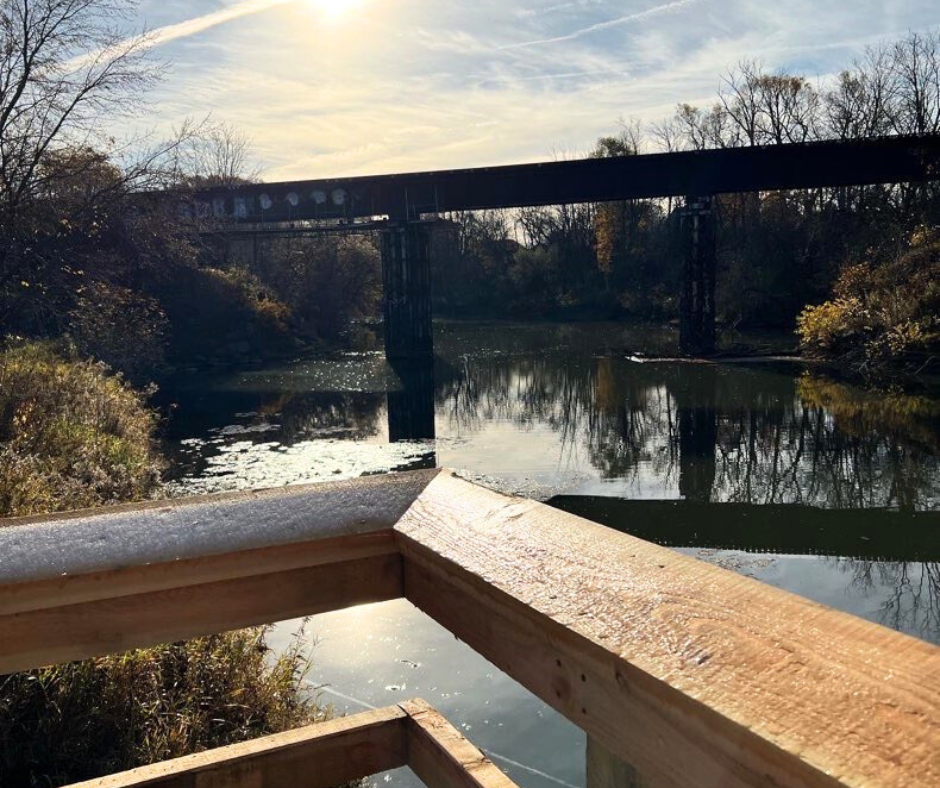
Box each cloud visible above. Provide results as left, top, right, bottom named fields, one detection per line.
left=106, top=0, right=940, bottom=179
left=144, top=0, right=296, bottom=47
left=68, top=0, right=295, bottom=70
left=500, top=0, right=701, bottom=50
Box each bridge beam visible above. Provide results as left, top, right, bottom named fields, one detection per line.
left=381, top=222, right=434, bottom=362
left=679, top=195, right=717, bottom=356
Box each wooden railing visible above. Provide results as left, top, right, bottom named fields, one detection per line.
left=68, top=699, right=517, bottom=788
left=1, top=469, right=937, bottom=788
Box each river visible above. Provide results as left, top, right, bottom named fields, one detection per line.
left=160, top=321, right=940, bottom=788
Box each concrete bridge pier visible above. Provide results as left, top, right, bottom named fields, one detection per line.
left=381, top=221, right=434, bottom=361
left=679, top=195, right=717, bottom=356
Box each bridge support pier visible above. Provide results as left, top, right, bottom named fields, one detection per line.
left=381, top=221, right=433, bottom=361
left=675, top=368, right=718, bottom=503
left=679, top=196, right=716, bottom=356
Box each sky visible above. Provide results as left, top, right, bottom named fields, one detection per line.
left=121, top=0, right=940, bottom=180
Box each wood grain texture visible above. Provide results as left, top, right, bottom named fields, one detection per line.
left=401, top=699, right=518, bottom=788
left=65, top=705, right=409, bottom=788
left=395, top=472, right=940, bottom=788
left=1, top=552, right=402, bottom=673
left=0, top=531, right=397, bottom=616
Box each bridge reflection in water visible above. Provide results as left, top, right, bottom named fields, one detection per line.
left=161, top=323, right=939, bottom=640
left=387, top=359, right=436, bottom=447
left=549, top=498, right=939, bottom=563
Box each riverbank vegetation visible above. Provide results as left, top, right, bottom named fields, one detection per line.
left=0, top=341, right=161, bottom=517
left=0, top=627, right=321, bottom=786
left=796, top=227, right=939, bottom=373
left=427, top=31, right=940, bottom=376
left=0, top=341, right=333, bottom=787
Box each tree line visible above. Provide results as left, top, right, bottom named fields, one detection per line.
left=1, top=0, right=937, bottom=376
left=432, top=33, right=939, bottom=372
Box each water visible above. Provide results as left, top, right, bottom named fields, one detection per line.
left=161, top=321, right=940, bottom=788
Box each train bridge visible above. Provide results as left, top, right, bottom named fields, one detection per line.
left=191, top=135, right=940, bottom=358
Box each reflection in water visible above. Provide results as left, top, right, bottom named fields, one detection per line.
left=549, top=499, right=939, bottom=561
left=388, top=360, right=437, bottom=448
left=836, top=559, right=939, bottom=639
left=163, top=322, right=940, bottom=788
left=162, top=322, right=940, bottom=642
left=436, top=353, right=938, bottom=510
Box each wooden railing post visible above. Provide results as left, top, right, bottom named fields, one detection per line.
left=587, top=736, right=643, bottom=788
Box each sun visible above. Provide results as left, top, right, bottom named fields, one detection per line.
left=306, top=0, right=366, bottom=22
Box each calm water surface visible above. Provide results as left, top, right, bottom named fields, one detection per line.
left=162, top=322, right=940, bottom=788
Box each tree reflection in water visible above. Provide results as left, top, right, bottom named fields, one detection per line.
left=162, top=324, right=940, bottom=640
left=437, top=346, right=939, bottom=640
left=438, top=355, right=939, bottom=510
left=837, top=559, right=940, bottom=640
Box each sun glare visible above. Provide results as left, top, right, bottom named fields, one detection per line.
left=307, top=0, right=366, bottom=22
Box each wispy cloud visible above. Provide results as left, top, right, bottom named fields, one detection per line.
left=501, top=0, right=701, bottom=49
left=142, top=0, right=296, bottom=48
left=69, top=0, right=295, bottom=70
left=108, top=0, right=940, bottom=177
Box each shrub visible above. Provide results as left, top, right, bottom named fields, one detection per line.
left=68, top=281, right=170, bottom=382
left=0, top=343, right=341, bottom=788
left=154, top=266, right=297, bottom=365
left=0, top=626, right=326, bottom=786
left=204, top=267, right=293, bottom=334
left=797, top=227, right=940, bottom=370
left=0, top=341, right=161, bottom=517
left=251, top=235, right=381, bottom=340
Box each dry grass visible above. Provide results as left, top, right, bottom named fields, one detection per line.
left=0, top=341, right=342, bottom=788
left=0, top=340, right=162, bottom=517
left=0, top=626, right=329, bottom=786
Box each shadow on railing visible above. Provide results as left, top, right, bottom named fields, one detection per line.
left=0, top=469, right=937, bottom=788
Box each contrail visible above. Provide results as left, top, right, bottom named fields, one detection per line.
left=501, top=0, right=700, bottom=50
left=137, top=0, right=296, bottom=49
left=68, top=0, right=295, bottom=70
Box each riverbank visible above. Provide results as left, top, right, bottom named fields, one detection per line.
left=0, top=341, right=341, bottom=787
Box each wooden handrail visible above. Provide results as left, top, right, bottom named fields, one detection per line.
left=398, top=472, right=940, bottom=788
left=65, top=699, right=518, bottom=788
left=1, top=469, right=937, bottom=788
left=0, top=471, right=438, bottom=671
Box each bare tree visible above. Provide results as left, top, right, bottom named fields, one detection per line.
left=718, top=60, right=820, bottom=146
left=825, top=46, right=893, bottom=139
left=756, top=74, right=820, bottom=143
left=0, top=1, right=214, bottom=335
left=647, top=115, right=687, bottom=153
left=0, top=0, right=159, bottom=218
left=174, top=121, right=262, bottom=188
left=674, top=102, right=738, bottom=149
left=719, top=59, right=763, bottom=145
left=888, top=30, right=940, bottom=136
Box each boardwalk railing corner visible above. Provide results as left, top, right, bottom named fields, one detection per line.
left=0, top=468, right=937, bottom=788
